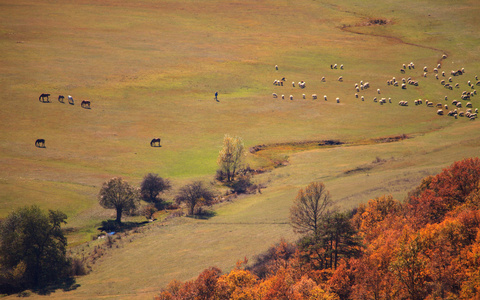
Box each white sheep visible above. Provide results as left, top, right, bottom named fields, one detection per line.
left=338, top=76, right=343, bottom=82
left=289, top=95, right=293, bottom=100
left=377, top=88, right=381, bottom=94
left=312, top=94, right=317, bottom=100
left=336, top=97, right=340, bottom=103
left=324, top=95, right=327, bottom=101
left=303, top=94, right=306, bottom=99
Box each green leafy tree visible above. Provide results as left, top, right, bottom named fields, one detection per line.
left=98, top=177, right=140, bottom=223
left=140, top=173, right=171, bottom=203
left=217, top=134, right=245, bottom=182
left=175, top=181, right=215, bottom=216
left=0, top=205, right=70, bottom=293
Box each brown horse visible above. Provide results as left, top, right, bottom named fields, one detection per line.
left=35, top=139, right=45, bottom=148
left=39, top=93, right=50, bottom=102
left=58, top=95, right=65, bottom=103
left=150, top=138, right=161, bottom=147
left=81, top=100, right=91, bottom=109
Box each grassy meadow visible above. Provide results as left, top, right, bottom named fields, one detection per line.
left=1, top=0, right=480, bottom=298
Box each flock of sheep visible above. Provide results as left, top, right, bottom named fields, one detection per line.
left=271, top=54, right=479, bottom=121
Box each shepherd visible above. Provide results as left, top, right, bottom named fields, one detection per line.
left=215, top=92, right=218, bottom=101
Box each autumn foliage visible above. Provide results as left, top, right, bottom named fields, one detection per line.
left=156, top=158, right=480, bottom=299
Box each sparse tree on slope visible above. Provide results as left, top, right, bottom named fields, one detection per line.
left=217, top=134, right=245, bottom=182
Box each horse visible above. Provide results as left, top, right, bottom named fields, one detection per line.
left=35, top=139, right=45, bottom=148
left=81, top=100, right=91, bottom=109
left=68, top=95, right=74, bottom=105
left=150, top=138, right=161, bottom=147
left=39, top=93, right=50, bottom=102
left=58, top=95, right=65, bottom=103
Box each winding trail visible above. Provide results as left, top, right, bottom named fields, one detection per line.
left=339, top=23, right=448, bottom=65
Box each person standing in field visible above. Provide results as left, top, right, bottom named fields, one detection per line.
left=215, top=92, right=218, bottom=101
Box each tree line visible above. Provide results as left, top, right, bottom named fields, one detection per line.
left=155, top=157, right=480, bottom=300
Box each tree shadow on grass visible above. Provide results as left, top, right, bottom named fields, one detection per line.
left=186, top=210, right=217, bottom=220
left=98, top=220, right=150, bottom=233
left=34, top=277, right=80, bottom=296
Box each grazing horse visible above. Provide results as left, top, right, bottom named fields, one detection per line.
left=39, top=93, right=50, bottom=102
left=81, top=100, right=91, bottom=109
left=150, top=138, right=161, bottom=147
left=58, top=95, right=65, bottom=103
left=35, top=139, right=45, bottom=148
left=68, top=95, right=74, bottom=105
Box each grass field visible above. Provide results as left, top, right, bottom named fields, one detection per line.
left=1, top=0, right=480, bottom=298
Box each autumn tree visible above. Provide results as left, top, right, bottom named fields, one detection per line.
left=217, top=134, right=245, bottom=182
left=140, top=173, right=171, bottom=206
left=290, top=181, right=334, bottom=236
left=98, top=177, right=140, bottom=224
left=175, top=181, right=215, bottom=216
left=0, top=205, right=71, bottom=293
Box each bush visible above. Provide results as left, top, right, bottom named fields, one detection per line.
left=231, top=174, right=257, bottom=194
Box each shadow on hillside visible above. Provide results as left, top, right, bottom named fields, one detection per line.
left=98, top=220, right=150, bottom=233
left=34, top=277, right=80, bottom=296
left=186, top=210, right=217, bottom=220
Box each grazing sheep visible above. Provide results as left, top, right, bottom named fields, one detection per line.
left=275, top=65, right=278, bottom=70
left=299, top=81, right=306, bottom=88
left=410, top=62, right=415, bottom=69
left=455, top=83, right=460, bottom=88
left=462, top=68, right=465, bottom=73
left=321, top=76, right=326, bottom=82
left=444, top=84, right=453, bottom=90
left=452, top=100, right=458, bottom=106
left=398, top=100, right=408, bottom=106
left=401, top=69, right=406, bottom=74
left=436, top=103, right=443, bottom=108
left=338, top=76, right=343, bottom=82
left=437, top=109, right=444, bottom=115
left=292, top=82, right=295, bottom=87
left=441, top=80, right=446, bottom=85
left=468, top=80, right=472, bottom=86
left=442, top=71, right=446, bottom=77
left=403, top=64, right=406, bottom=69
left=333, top=64, right=338, bottom=69
left=424, top=66, right=428, bottom=72
left=434, top=68, right=438, bottom=73
left=437, top=63, right=441, bottom=69
left=379, top=98, right=386, bottom=104
left=336, top=97, right=340, bottom=103
left=355, top=93, right=358, bottom=98
left=435, top=74, right=439, bottom=80
left=364, top=82, right=370, bottom=89
left=356, top=87, right=360, bottom=92
left=443, top=54, right=447, bottom=59
left=303, top=94, right=306, bottom=99
left=476, top=108, right=479, bottom=113
left=445, top=96, right=448, bottom=101
left=361, top=96, right=365, bottom=101
left=466, top=102, right=473, bottom=108
left=282, top=95, right=285, bottom=99
left=449, top=77, right=453, bottom=82
left=423, top=72, right=427, bottom=77
left=402, top=83, right=406, bottom=89
left=377, top=88, right=381, bottom=94
left=340, top=64, right=344, bottom=69
left=388, top=98, right=392, bottom=103
left=444, top=104, right=448, bottom=110
left=427, top=101, right=434, bottom=107
left=290, top=95, right=293, bottom=100
left=324, top=95, right=327, bottom=101
left=456, top=102, right=462, bottom=108
left=459, top=111, right=465, bottom=117
left=312, top=94, right=317, bottom=100
left=373, top=97, right=377, bottom=102
left=272, top=93, right=278, bottom=98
